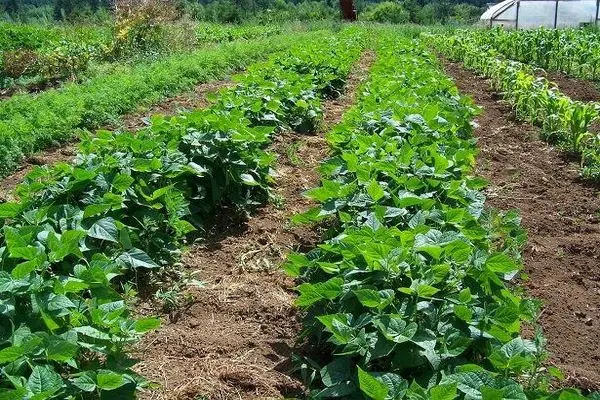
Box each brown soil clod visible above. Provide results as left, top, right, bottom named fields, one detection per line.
left=440, top=58, right=600, bottom=391
left=132, top=50, right=375, bottom=400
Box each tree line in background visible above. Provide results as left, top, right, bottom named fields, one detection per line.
left=0, top=0, right=487, bottom=24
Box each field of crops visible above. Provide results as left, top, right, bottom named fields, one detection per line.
left=0, top=18, right=599, bottom=400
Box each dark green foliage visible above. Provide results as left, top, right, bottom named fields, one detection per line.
left=2, top=0, right=486, bottom=24
left=362, top=2, right=410, bottom=23
left=195, top=23, right=282, bottom=44
left=0, top=23, right=113, bottom=93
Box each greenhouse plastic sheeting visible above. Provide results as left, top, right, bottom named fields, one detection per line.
left=481, top=0, right=599, bottom=29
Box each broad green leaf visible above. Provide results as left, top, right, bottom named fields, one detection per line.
left=47, top=339, right=78, bottom=362
left=454, top=305, right=473, bottom=322
left=240, top=173, right=260, bottom=186
left=27, top=365, right=63, bottom=395
left=357, top=366, right=389, bottom=400
left=150, top=186, right=172, bottom=201
left=96, top=371, right=125, bottom=391
left=430, top=383, right=457, bottom=400
left=481, top=386, right=504, bottom=400
left=48, top=230, right=86, bottom=261
left=48, top=293, right=76, bottom=310
left=0, top=346, right=24, bottom=363
left=405, top=381, right=429, bottom=400
left=112, top=174, right=135, bottom=192
left=4, top=226, right=30, bottom=249
left=186, top=162, right=208, bottom=176
left=61, top=277, right=89, bottom=293
left=88, top=217, right=119, bottom=243
left=83, top=204, right=112, bottom=218
left=70, top=373, right=96, bottom=392
left=354, top=289, right=382, bottom=308
left=11, top=258, right=42, bottom=279
left=374, top=372, right=408, bottom=400
left=117, top=248, right=159, bottom=269
left=486, top=253, right=519, bottom=274
left=553, top=389, right=589, bottom=400
left=357, top=289, right=394, bottom=309
left=9, top=246, right=40, bottom=261
left=416, top=284, right=439, bottom=298
left=74, top=326, right=112, bottom=341
left=317, top=314, right=353, bottom=343
left=320, top=357, right=352, bottom=387
left=283, top=253, right=309, bottom=277
left=0, top=202, right=21, bottom=218
left=134, top=318, right=161, bottom=333
left=366, top=180, right=385, bottom=202
left=376, top=316, right=417, bottom=344
left=296, top=277, right=343, bottom=307
left=443, top=371, right=495, bottom=399
left=0, top=388, right=28, bottom=400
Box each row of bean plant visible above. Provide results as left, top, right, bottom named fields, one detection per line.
left=427, top=32, right=600, bottom=181
left=195, top=23, right=282, bottom=44
left=286, top=32, right=597, bottom=399
left=460, top=27, right=600, bottom=81
left=0, top=32, right=316, bottom=179
left=0, top=28, right=365, bottom=399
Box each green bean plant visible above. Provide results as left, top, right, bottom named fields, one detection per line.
left=286, top=30, right=599, bottom=400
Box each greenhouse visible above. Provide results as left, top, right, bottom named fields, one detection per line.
left=481, top=0, right=600, bottom=28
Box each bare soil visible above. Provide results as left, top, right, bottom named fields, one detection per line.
left=440, top=58, right=600, bottom=391
left=133, top=51, right=375, bottom=400
left=0, top=79, right=233, bottom=200
left=543, top=71, right=600, bottom=103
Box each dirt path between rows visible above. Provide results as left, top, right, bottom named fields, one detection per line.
left=543, top=71, right=600, bottom=103
left=133, top=51, right=375, bottom=400
left=440, top=58, right=600, bottom=391
left=0, top=79, right=233, bottom=200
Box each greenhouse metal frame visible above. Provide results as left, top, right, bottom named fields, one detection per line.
left=483, top=0, right=600, bottom=29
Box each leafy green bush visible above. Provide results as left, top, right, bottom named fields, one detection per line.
left=0, top=22, right=61, bottom=51
left=0, top=23, right=112, bottom=89
left=416, top=2, right=452, bottom=24
left=449, top=4, right=483, bottom=25
left=362, top=2, right=410, bottom=24
left=106, top=1, right=177, bottom=60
